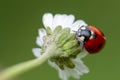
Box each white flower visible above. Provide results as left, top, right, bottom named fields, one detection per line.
left=32, top=13, right=89, bottom=80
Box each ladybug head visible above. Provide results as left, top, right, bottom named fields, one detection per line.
left=76, top=26, right=92, bottom=49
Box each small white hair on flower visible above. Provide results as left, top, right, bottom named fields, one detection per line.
left=32, top=13, right=89, bottom=80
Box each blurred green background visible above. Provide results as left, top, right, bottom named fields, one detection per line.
left=0, top=0, right=119, bottom=80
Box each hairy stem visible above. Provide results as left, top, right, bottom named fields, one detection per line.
left=0, top=45, right=55, bottom=80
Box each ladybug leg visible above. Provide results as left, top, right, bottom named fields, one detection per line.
left=79, top=41, right=85, bottom=51
left=76, top=35, right=85, bottom=51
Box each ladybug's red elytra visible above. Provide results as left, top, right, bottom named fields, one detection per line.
left=76, top=25, right=106, bottom=54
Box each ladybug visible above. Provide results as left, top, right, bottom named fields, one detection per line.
left=76, top=25, right=106, bottom=54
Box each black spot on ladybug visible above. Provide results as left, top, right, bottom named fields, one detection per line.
left=89, top=48, right=94, bottom=51
left=98, top=43, right=103, bottom=48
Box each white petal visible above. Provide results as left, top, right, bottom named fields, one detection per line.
left=59, top=69, right=68, bottom=80
left=48, top=60, right=58, bottom=70
left=42, top=13, right=53, bottom=30
left=52, top=14, right=63, bottom=30
left=77, top=52, right=88, bottom=59
left=48, top=61, right=69, bottom=80
left=38, top=28, right=47, bottom=38
left=71, top=20, right=88, bottom=33
left=36, top=37, right=43, bottom=47
left=61, top=15, right=75, bottom=28
left=32, top=48, right=41, bottom=58
left=65, top=67, right=80, bottom=79
left=72, top=59, right=89, bottom=73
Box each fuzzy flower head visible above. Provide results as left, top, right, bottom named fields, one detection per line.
left=32, top=13, right=89, bottom=80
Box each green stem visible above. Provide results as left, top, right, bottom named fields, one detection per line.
left=0, top=51, right=50, bottom=80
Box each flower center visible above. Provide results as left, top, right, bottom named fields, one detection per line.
left=42, top=26, right=82, bottom=70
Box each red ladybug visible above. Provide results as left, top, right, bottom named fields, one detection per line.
left=76, top=25, right=106, bottom=54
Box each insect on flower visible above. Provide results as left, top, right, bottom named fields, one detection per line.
left=76, top=25, right=106, bottom=54
left=32, top=13, right=89, bottom=80
left=32, top=13, right=106, bottom=80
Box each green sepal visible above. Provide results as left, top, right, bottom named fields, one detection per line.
left=63, top=46, right=80, bottom=55
left=53, top=26, right=62, bottom=33
left=62, top=40, right=78, bottom=50
left=65, top=60, right=75, bottom=69
left=46, top=27, right=52, bottom=35
left=56, top=28, right=76, bottom=47
left=60, top=33, right=76, bottom=46
left=56, top=28, right=70, bottom=43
